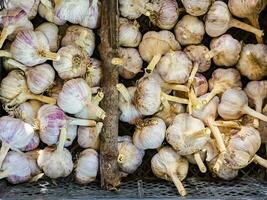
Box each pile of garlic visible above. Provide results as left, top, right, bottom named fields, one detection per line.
left=0, top=0, right=103, bottom=185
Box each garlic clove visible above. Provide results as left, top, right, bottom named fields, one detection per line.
left=174, top=15, right=205, bottom=46
left=119, top=18, right=141, bottom=47
left=75, top=149, right=99, bottom=185
left=119, top=0, right=149, bottom=19
left=85, top=58, right=102, bottom=87
left=133, top=117, right=166, bottom=150
left=181, top=0, right=212, bottom=16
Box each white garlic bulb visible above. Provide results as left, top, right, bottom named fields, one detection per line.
left=206, top=34, right=242, bottom=67
left=79, top=0, right=101, bottom=29
left=174, top=15, right=205, bottom=46
left=61, top=25, right=95, bottom=57
left=118, top=136, right=145, bottom=174
left=75, top=149, right=99, bottom=184
left=119, top=18, right=141, bottom=47
left=53, top=45, right=87, bottom=80
left=151, top=147, right=188, bottom=196
left=78, top=122, right=103, bottom=150
left=64, top=125, right=77, bottom=147
left=181, top=0, right=212, bottom=16
left=84, top=58, right=102, bottom=87
left=119, top=0, right=149, bottom=19
left=133, top=117, right=166, bottom=150
left=37, top=128, right=74, bottom=178
left=236, top=44, right=267, bottom=80
left=36, top=22, right=59, bottom=52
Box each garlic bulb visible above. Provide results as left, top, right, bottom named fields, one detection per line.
left=236, top=44, right=267, bottom=80
left=75, top=149, right=98, bottom=185
left=53, top=45, right=87, bottom=80
left=181, top=0, right=212, bottom=16
left=65, top=125, right=77, bottom=147
left=201, top=68, right=242, bottom=106
left=38, top=0, right=66, bottom=25
left=156, top=50, right=192, bottom=84
left=85, top=58, right=102, bottom=87
left=0, top=70, right=56, bottom=108
left=205, top=1, right=264, bottom=38
left=0, top=9, right=33, bottom=48
left=174, top=15, right=205, bottom=46
left=133, top=117, right=166, bottom=150
left=151, top=147, right=188, bottom=196
left=36, top=22, right=59, bottom=52
left=37, top=104, right=96, bottom=146
left=166, top=113, right=210, bottom=156
left=37, top=128, right=74, bottom=178
left=20, top=132, right=40, bottom=152
left=61, top=25, right=95, bottom=57
left=117, top=136, right=145, bottom=174
left=228, top=0, right=267, bottom=43
left=192, top=73, right=208, bottom=97
left=218, top=88, right=267, bottom=123
left=112, top=47, right=143, bottom=79
left=117, top=84, right=143, bottom=124
left=206, top=34, right=242, bottom=67
left=138, top=31, right=181, bottom=73
left=6, top=30, right=60, bottom=66
left=184, top=45, right=211, bottom=73
left=119, top=0, right=149, bottom=19
left=119, top=18, right=141, bottom=47
left=57, top=78, right=105, bottom=119
left=0, top=116, right=34, bottom=168
left=78, top=122, right=103, bottom=149
left=4, top=0, right=40, bottom=19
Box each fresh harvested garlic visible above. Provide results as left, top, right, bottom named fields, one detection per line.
left=75, top=149, right=99, bottom=185
left=85, top=58, right=102, bottom=87
left=119, top=0, right=149, bottom=19
left=181, top=0, right=212, bottom=16
left=119, top=18, right=141, bottom=47
left=151, top=147, right=188, bottom=196
left=174, top=15, right=205, bottom=46
left=61, top=25, right=95, bottom=57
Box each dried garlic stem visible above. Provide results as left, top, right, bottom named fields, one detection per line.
left=161, top=92, right=189, bottom=104
left=207, top=119, right=226, bottom=153
left=0, top=27, right=12, bottom=49
left=161, top=96, right=171, bottom=112
left=161, top=83, right=189, bottom=92
left=194, top=152, right=207, bottom=173
left=0, top=50, right=12, bottom=58
left=201, top=89, right=221, bottom=106
left=111, top=58, right=124, bottom=66
left=187, top=62, right=199, bottom=87
left=170, top=172, right=187, bottom=196
left=0, top=142, right=10, bottom=168
left=243, top=106, right=267, bottom=122
left=116, top=83, right=131, bottom=102
left=205, top=49, right=220, bottom=60
left=213, top=120, right=241, bottom=129
left=253, top=99, right=263, bottom=128
left=248, top=15, right=263, bottom=43
left=38, top=50, right=60, bottom=61
left=26, top=93, right=57, bottom=105
left=56, top=128, right=67, bottom=153
left=68, top=117, right=96, bottom=126
left=86, top=101, right=106, bottom=119
left=253, top=155, right=267, bottom=169
left=186, top=128, right=211, bottom=141
left=6, top=59, right=27, bottom=71
left=92, top=91, right=104, bottom=104
left=146, top=54, right=161, bottom=74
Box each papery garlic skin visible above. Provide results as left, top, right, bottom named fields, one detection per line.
left=119, top=18, right=141, bottom=47
left=193, top=73, right=208, bottom=97
left=181, top=0, right=212, bottom=16
left=236, top=44, right=267, bottom=80
left=53, top=45, right=87, bottom=80
left=156, top=51, right=192, bottom=84
left=133, top=117, right=166, bottom=150
left=209, top=34, right=242, bottom=67
left=184, top=45, right=211, bottom=73
left=119, top=0, right=149, bottom=19
left=20, top=132, right=40, bottom=152
left=166, top=113, right=210, bottom=155
left=65, top=125, right=77, bottom=147
left=75, top=149, right=98, bottom=184
left=36, top=22, right=59, bottom=52
left=85, top=58, right=102, bottom=87
left=118, top=136, right=145, bottom=174
left=174, top=15, right=205, bottom=46
left=79, top=0, right=101, bottom=29
left=61, top=25, right=95, bottom=57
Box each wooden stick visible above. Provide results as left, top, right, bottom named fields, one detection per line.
left=99, top=0, right=121, bottom=190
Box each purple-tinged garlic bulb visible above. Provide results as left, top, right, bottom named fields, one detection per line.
left=78, top=122, right=103, bottom=150
left=185, top=150, right=207, bottom=173
left=0, top=116, right=34, bottom=168
left=181, top=0, right=212, bottom=16
left=75, top=149, right=98, bottom=185
left=112, top=47, right=143, bottom=79
left=206, top=34, right=242, bottom=67
left=118, top=136, right=145, bottom=175
left=0, top=70, right=56, bottom=108
left=117, top=84, right=143, bottom=124
left=119, top=0, right=149, bottom=19
left=20, top=132, right=40, bottom=152
left=174, top=15, right=205, bottom=46
left=37, top=104, right=96, bottom=146
left=205, top=1, right=264, bottom=38
left=53, top=45, right=87, bottom=80
left=37, top=128, right=74, bottom=178
left=57, top=78, right=105, bottom=119
left=133, top=117, right=166, bottom=150
left=4, top=0, right=40, bottom=19
left=36, top=22, right=59, bottom=52
left=61, top=25, right=95, bottom=57
left=192, top=73, right=208, bottom=97
left=38, top=0, right=66, bottom=25
left=151, top=147, right=188, bottom=196
left=236, top=44, right=267, bottom=80
left=139, top=31, right=180, bottom=73
left=0, top=9, right=33, bottom=48
left=156, top=50, right=192, bottom=84
left=218, top=88, right=267, bottom=123
left=85, top=58, right=102, bottom=87
left=228, top=0, right=267, bottom=43
left=201, top=68, right=242, bottom=106
left=119, top=18, right=141, bottom=47
left=184, top=45, right=211, bottom=73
